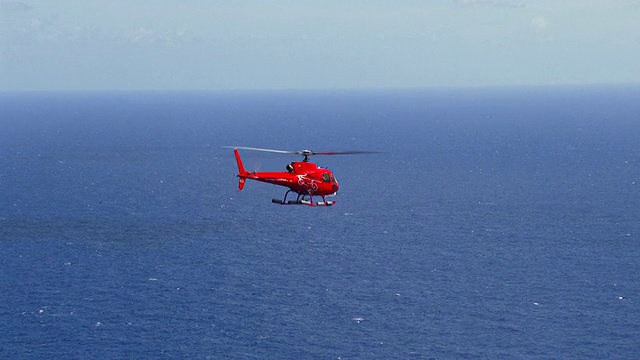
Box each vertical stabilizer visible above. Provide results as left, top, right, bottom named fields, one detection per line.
left=233, top=148, right=248, bottom=191
left=234, top=149, right=245, bottom=174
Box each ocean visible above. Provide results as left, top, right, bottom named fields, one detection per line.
left=1, top=87, right=639, bottom=359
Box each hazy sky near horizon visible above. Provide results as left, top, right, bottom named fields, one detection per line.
left=1, top=0, right=639, bottom=91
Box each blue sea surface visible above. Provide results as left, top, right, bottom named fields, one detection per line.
left=1, top=87, right=639, bottom=359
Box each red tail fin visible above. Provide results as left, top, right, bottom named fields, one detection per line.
left=233, top=149, right=248, bottom=191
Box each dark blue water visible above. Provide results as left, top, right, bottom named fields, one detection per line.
left=1, top=87, right=639, bottom=359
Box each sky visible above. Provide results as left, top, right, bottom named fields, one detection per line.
left=1, top=0, right=639, bottom=91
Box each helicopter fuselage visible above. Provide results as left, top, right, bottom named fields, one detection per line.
left=233, top=148, right=339, bottom=205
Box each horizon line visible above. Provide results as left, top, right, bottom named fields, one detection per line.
left=2, top=82, right=640, bottom=94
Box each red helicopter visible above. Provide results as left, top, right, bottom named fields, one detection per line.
left=227, top=146, right=375, bottom=206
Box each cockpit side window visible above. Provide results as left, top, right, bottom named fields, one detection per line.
left=322, top=173, right=330, bottom=182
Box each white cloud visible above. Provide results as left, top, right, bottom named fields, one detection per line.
left=30, top=18, right=42, bottom=27
left=531, top=16, right=549, bottom=31
left=454, top=0, right=524, bottom=8
left=125, top=26, right=154, bottom=43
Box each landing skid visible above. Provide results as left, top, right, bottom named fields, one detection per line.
left=272, top=199, right=335, bottom=206
left=272, top=190, right=335, bottom=206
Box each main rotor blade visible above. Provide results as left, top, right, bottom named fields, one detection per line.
left=225, top=146, right=380, bottom=157
left=311, top=150, right=380, bottom=156
left=223, top=146, right=297, bottom=154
